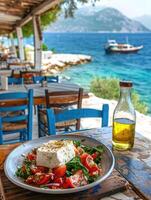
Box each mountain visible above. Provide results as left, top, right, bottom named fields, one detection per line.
left=46, top=7, right=150, bottom=33
left=134, top=15, right=151, bottom=30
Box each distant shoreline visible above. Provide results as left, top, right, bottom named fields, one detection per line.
left=44, top=32, right=151, bottom=34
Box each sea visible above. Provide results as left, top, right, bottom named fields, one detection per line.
left=25, top=33, right=151, bottom=113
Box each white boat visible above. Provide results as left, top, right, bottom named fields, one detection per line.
left=105, top=40, right=143, bottom=53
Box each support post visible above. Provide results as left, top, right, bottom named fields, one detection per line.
left=32, top=15, right=42, bottom=69
left=9, top=33, right=17, bottom=57
left=16, top=27, right=25, bottom=61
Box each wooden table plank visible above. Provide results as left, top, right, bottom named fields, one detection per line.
left=25, top=82, right=88, bottom=97
left=0, top=82, right=89, bottom=106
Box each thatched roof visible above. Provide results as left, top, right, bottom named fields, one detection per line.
left=0, top=0, right=61, bottom=35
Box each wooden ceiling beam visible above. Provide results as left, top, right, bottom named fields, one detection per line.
left=0, top=25, right=13, bottom=30
left=0, top=7, right=27, bottom=13
left=0, top=9, right=25, bottom=17
left=0, top=0, right=62, bottom=34
left=0, top=22, right=14, bottom=26
left=17, top=0, right=62, bottom=27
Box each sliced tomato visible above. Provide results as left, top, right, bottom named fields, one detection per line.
left=62, top=181, right=69, bottom=189
left=64, top=177, right=75, bottom=188
left=91, top=152, right=99, bottom=160
left=80, top=153, right=90, bottom=164
left=90, top=164, right=99, bottom=172
left=89, top=165, right=100, bottom=176
left=54, top=177, right=64, bottom=185
left=26, top=175, right=34, bottom=184
left=34, top=173, right=54, bottom=185
left=80, top=153, right=94, bottom=170
left=53, top=165, right=67, bottom=177
left=27, top=153, right=36, bottom=161
left=31, top=166, right=49, bottom=174
left=63, top=170, right=87, bottom=188
left=80, top=153, right=100, bottom=175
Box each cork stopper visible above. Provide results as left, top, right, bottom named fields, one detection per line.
left=119, top=81, right=133, bottom=87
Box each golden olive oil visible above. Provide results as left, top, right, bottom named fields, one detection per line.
left=112, top=118, right=135, bottom=151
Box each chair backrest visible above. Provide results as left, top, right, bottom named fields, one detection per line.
left=45, top=88, right=83, bottom=108
left=0, top=89, right=33, bottom=144
left=45, top=88, right=83, bottom=130
left=32, top=76, right=45, bottom=84
left=20, top=71, right=41, bottom=84
left=46, top=104, right=109, bottom=135
left=45, top=76, right=59, bottom=83
left=8, top=77, right=23, bottom=85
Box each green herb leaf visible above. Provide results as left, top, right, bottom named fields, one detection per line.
left=82, top=145, right=104, bottom=154
left=66, top=156, right=88, bottom=177
left=73, top=140, right=81, bottom=147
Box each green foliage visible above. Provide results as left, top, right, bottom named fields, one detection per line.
left=50, top=48, right=56, bottom=53
left=40, top=6, right=61, bottom=29
left=90, top=77, right=148, bottom=114
left=22, top=5, right=61, bottom=38
left=131, top=92, right=148, bottom=114
left=42, top=43, right=48, bottom=51
left=90, top=77, right=119, bottom=99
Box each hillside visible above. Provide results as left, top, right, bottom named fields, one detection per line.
left=134, top=15, right=151, bottom=30
left=46, top=7, right=150, bottom=33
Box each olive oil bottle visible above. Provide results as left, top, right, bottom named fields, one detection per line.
left=112, top=81, right=136, bottom=151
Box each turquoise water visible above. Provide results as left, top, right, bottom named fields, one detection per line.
left=26, top=33, right=151, bottom=112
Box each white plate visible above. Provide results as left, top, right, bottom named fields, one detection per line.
left=4, top=134, right=115, bottom=194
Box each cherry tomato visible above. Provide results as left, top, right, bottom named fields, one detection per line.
left=26, top=175, right=34, bottom=184
left=31, top=166, right=49, bottom=174
left=53, top=165, right=67, bottom=177
left=27, top=153, right=36, bottom=161
left=34, top=173, right=54, bottom=185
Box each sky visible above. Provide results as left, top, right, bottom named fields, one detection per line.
left=78, top=0, right=151, bottom=18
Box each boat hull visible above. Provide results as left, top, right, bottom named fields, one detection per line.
left=105, top=46, right=143, bottom=54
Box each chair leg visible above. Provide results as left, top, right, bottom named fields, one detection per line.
left=34, top=105, right=37, bottom=115
left=37, top=106, right=41, bottom=137
left=19, top=131, right=23, bottom=142
left=0, top=132, right=3, bottom=144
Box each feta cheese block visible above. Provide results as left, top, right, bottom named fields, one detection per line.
left=36, top=140, right=75, bottom=169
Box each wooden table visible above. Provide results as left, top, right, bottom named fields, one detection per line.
left=0, top=82, right=89, bottom=105
left=0, top=127, right=150, bottom=200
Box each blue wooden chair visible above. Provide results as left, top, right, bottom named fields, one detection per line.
left=32, top=76, right=45, bottom=84
left=0, top=89, right=33, bottom=144
left=45, top=76, right=59, bottom=83
left=46, top=104, right=109, bottom=135
left=8, top=77, right=24, bottom=85
left=38, top=88, right=84, bottom=137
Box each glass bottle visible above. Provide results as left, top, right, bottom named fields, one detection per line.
left=112, top=81, right=136, bottom=151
